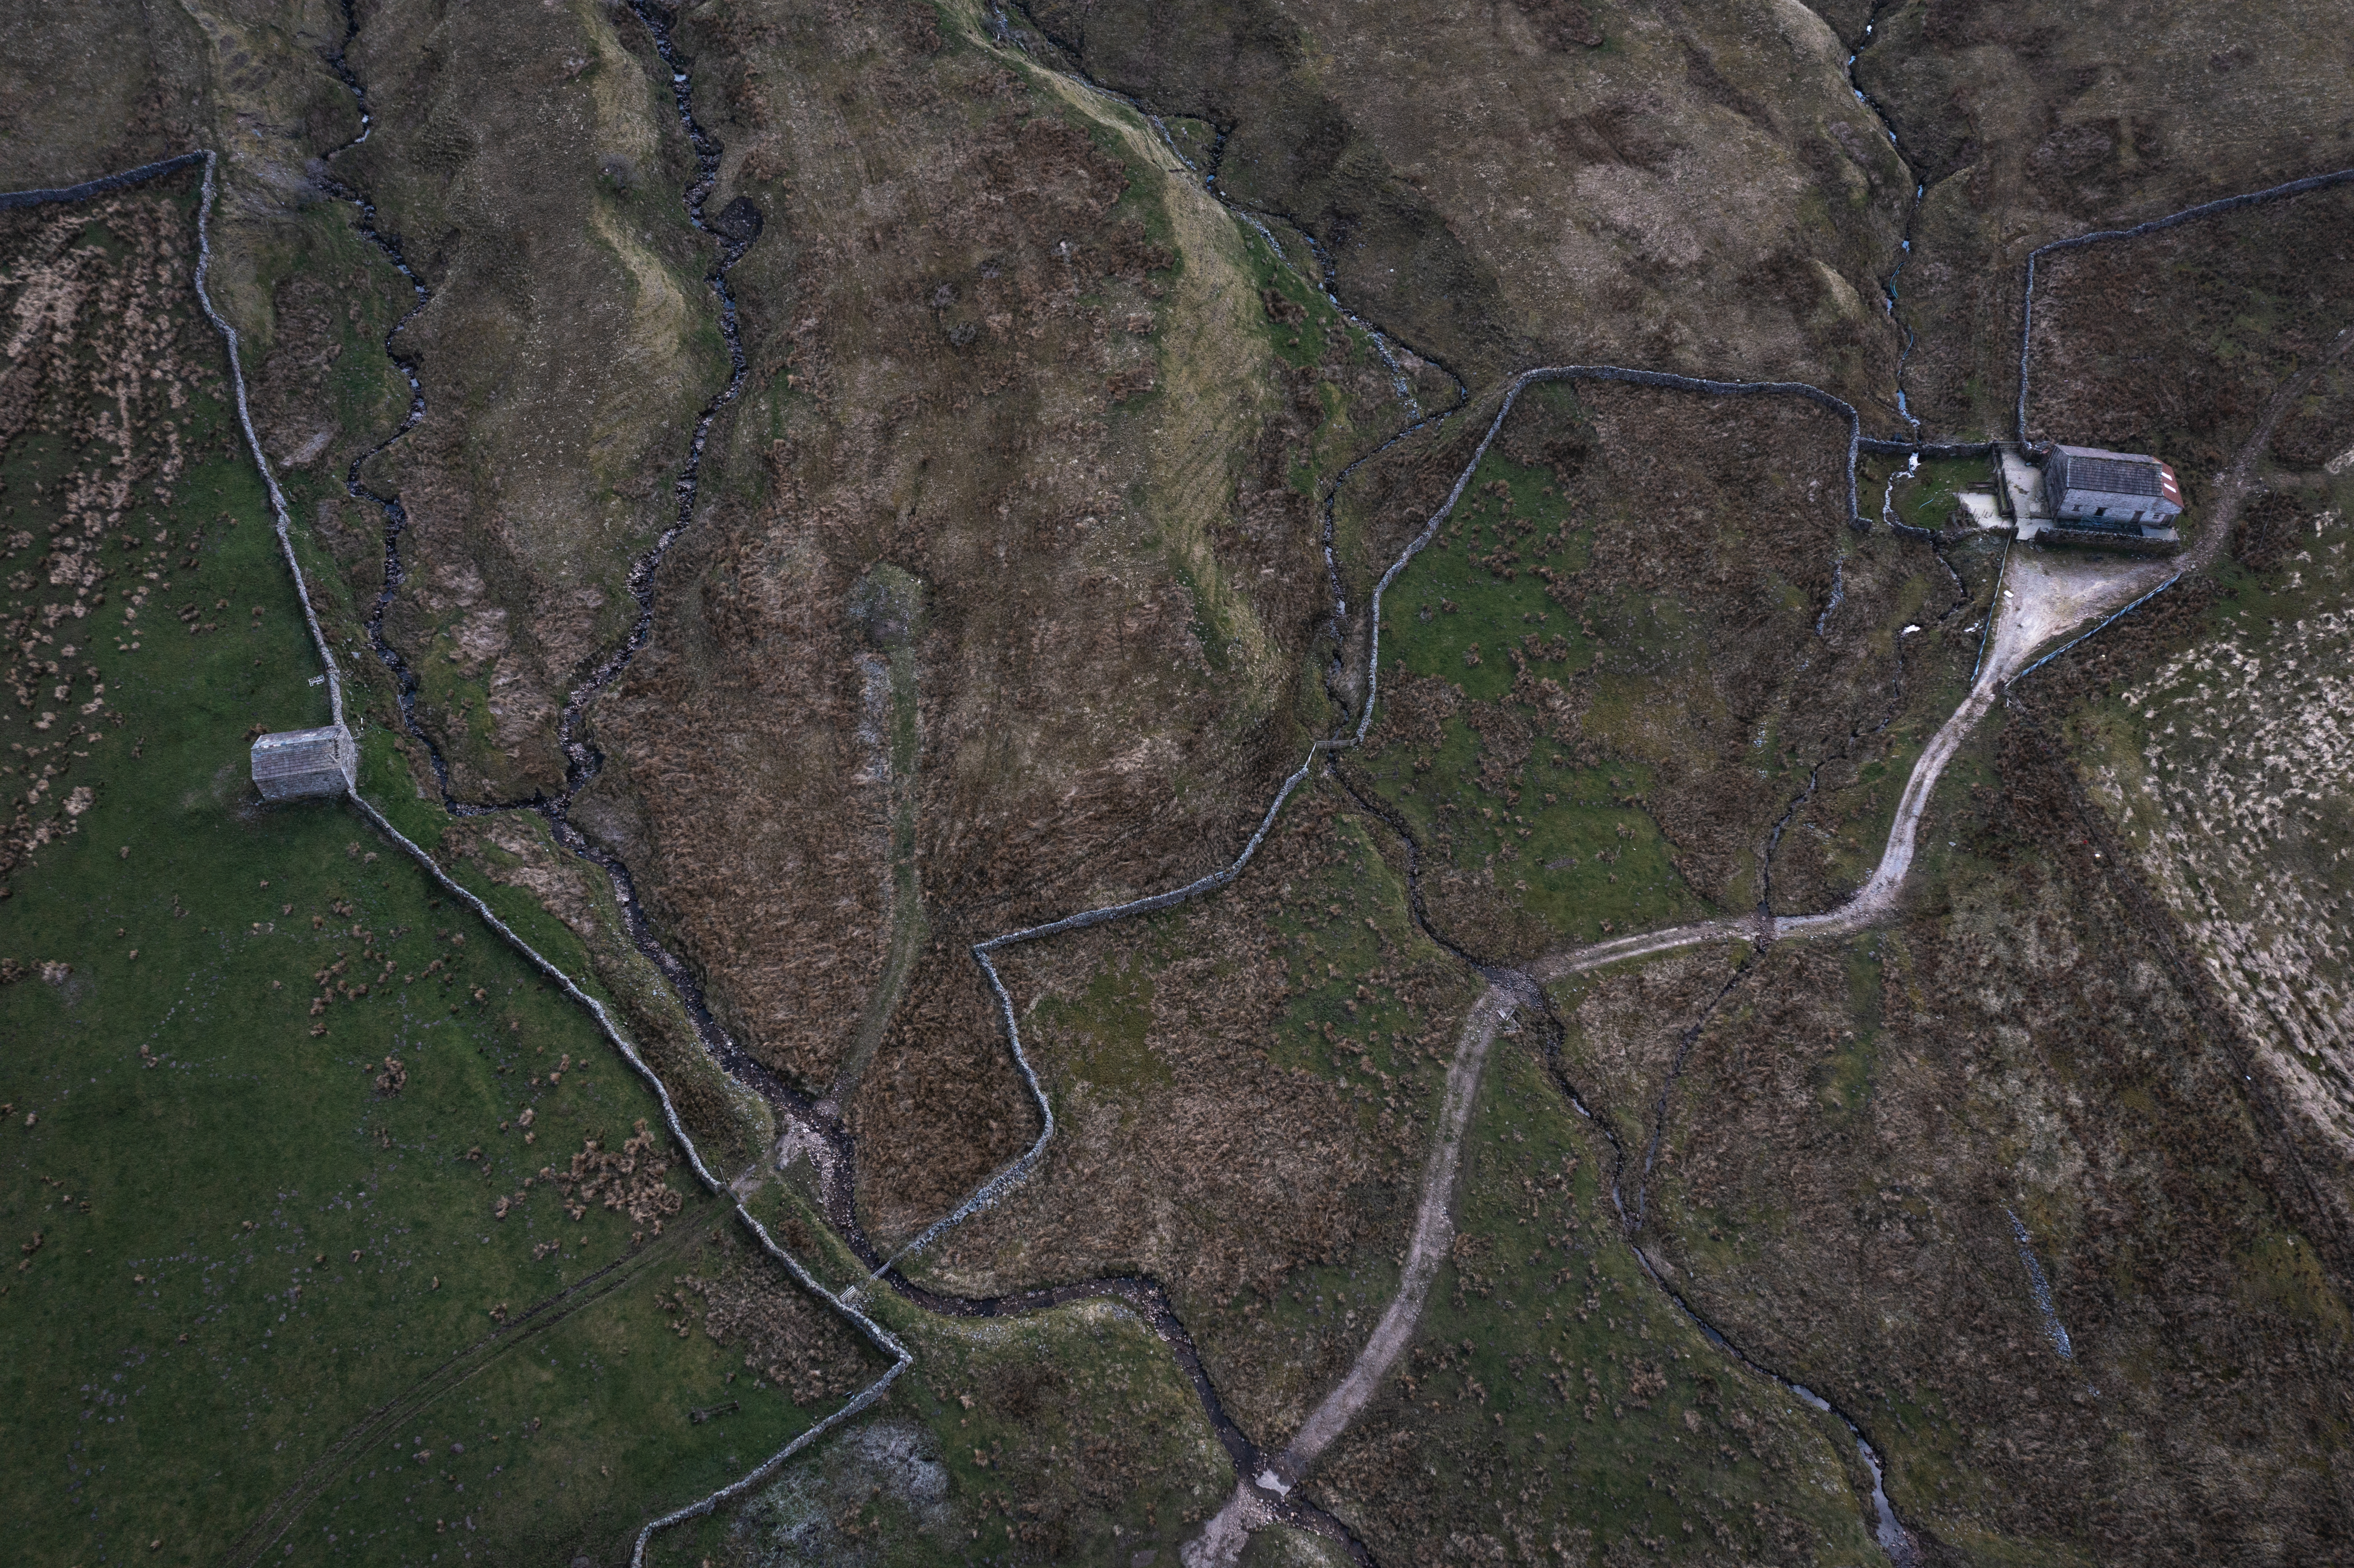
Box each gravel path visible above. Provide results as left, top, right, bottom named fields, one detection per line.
left=1177, top=547, right=2150, bottom=1567
left=1186, top=311, right=2354, bottom=1568
left=34, top=81, right=2330, bottom=1562
left=1277, top=981, right=1529, bottom=1476
left=1775, top=540, right=2158, bottom=938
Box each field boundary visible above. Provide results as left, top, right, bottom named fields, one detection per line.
left=15, top=117, right=2344, bottom=1567
left=2016, top=164, right=2354, bottom=442
left=0, top=150, right=915, bottom=1567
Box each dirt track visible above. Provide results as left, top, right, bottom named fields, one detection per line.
left=72, top=40, right=2338, bottom=1554
left=1176, top=542, right=2163, bottom=1566
left=1779, top=540, right=2168, bottom=938
left=1181, top=983, right=1521, bottom=1565
left=1782, top=319, right=2352, bottom=943
left=1280, top=982, right=1526, bottom=1472
left=1186, top=317, right=2354, bottom=1568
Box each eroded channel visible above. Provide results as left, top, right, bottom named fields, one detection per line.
left=313, top=5, right=1391, bottom=1559
left=227, top=10, right=2353, bottom=1562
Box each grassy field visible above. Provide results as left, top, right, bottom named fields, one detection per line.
left=0, top=180, right=873, bottom=1565
left=1307, top=1041, right=1885, bottom=1564
left=651, top=1179, right=1236, bottom=1567
left=1359, top=397, right=1998, bottom=946
left=1379, top=438, right=1601, bottom=704
left=1351, top=394, right=2001, bottom=960
left=1868, top=454, right=1993, bottom=532
left=1363, top=438, right=1719, bottom=947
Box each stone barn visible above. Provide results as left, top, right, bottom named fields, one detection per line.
left=251, top=724, right=356, bottom=800
left=2043, top=445, right=2183, bottom=532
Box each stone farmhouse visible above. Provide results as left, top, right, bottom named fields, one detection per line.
left=2043, top=445, right=2183, bottom=531
left=1963, top=442, right=2184, bottom=551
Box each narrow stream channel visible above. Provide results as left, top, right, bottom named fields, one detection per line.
left=320, top=0, right=460, bottom=797
left=127, top=26, right=2354, bottom=1557
left=1331, top=758, right=1925, bottom=1565
left=315, top=6, right=1386, bottom=1558
left=1845, top=0, right=1927, bottom=429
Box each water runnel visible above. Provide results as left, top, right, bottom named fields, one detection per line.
left=2005, top=1207, right=2076, bottom=1361
left=90, top=25, right=2343, bottom=1556
left=1524, top=980, right=1924, bottom=1564
left=319, top=2, right=465, bottom=802
left=1330, top=762, right=1926, bottom=1562
left=1842, top=0, right=1927, bottom=428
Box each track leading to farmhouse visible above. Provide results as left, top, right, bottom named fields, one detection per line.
left=1178, top=305, right=2354, bottom=1568
left=309, top=26, right=2346, bottom=1556
left=47, top=9, right=2342, bottom=1554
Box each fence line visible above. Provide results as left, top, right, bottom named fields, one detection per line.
left=2016, top=165, right=2354, bottom=443
left=27, top=134, right=2342, bottom=1556
left=2011, top=573, right=2181, bottom=684
left=0, top=151, right=205, bottom=210
left=0, top=149, right=919, bottom=1563
left=186, top=152, right=348, bottom=733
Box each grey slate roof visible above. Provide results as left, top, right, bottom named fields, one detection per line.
left=2050, top=445, right=2167, bottom=499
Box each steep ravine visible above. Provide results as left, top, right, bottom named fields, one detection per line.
left=312, top=7, right=1398, bottom=1560
left=277, top=11, right=2351, bottom=1564
left=1023, top=33, right=1479, bottom=712
left=529, top=54, right=1959, bottom=1568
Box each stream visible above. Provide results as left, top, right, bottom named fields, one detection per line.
left=205, top=8, right=2346, bottom=1562
left=311, top=4, right=1385, bottom=1559
left=1844, top=0, right=1927, bottom=429
left=1531, top=968, right=1923, bottom=1568
left=6, top=17, right=2315, bottom=1558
